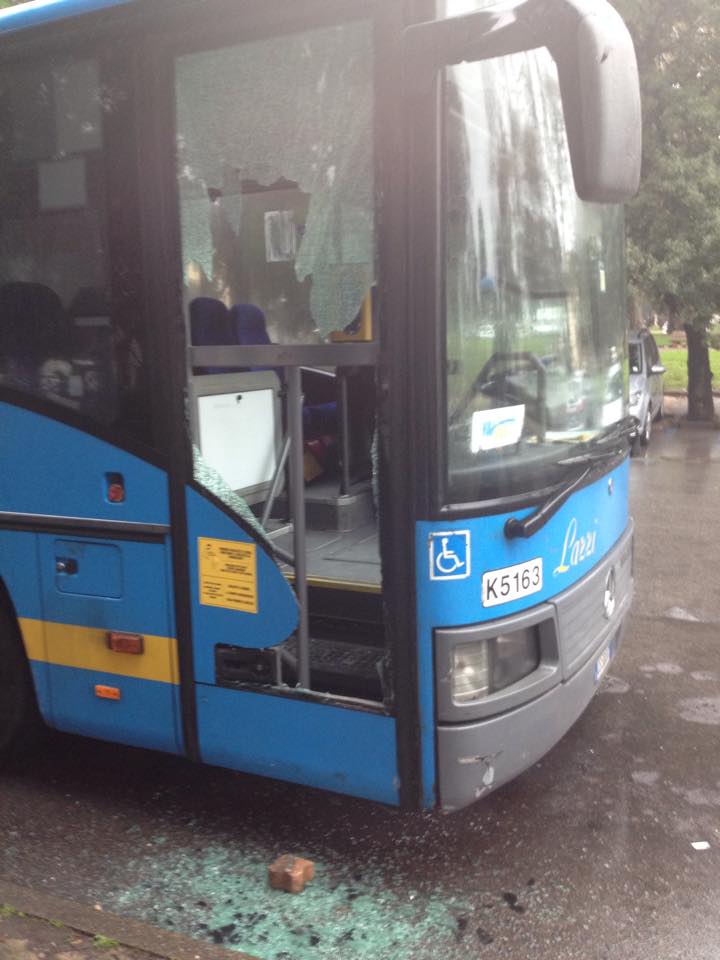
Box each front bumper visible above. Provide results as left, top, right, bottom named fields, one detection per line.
left=436, top=523, right=633, bottom=812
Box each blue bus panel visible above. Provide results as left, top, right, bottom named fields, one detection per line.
left=0, top=403, right=169, bottom=525
left=185, top=486, right=298, bottom=680
left=197, top=684, right=399, bottom=805
left=0, top=405, right=180, bottom=752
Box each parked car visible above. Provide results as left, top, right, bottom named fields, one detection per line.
left=628, top=328, right=665, bottom=451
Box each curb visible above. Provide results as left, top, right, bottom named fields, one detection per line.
left=664, top=390, right=720, bottom=398
left=0, top=881, right=257, bottom=960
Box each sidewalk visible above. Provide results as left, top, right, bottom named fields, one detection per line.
left=0, top=883, right=254, bottom=960
left=662, top=392, right=720, bottom=420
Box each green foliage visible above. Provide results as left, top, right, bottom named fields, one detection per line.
left=615, top=0, right=720, bottom=329
left=659, top=346, right=720, bottom=391
left=615, top=0, right=720, bottom=417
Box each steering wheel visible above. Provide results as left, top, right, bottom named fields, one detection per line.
left=450, top=351, right=547, bottom=442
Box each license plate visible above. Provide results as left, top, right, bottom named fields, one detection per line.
left=595, top=631, right=619, bottom=683
left=594, top=646, right=613, bottom=683
left=482, top=558, right=543, bottom=608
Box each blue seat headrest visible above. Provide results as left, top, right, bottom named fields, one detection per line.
left=230, top=303, right=271, bottom=346
left=190, top=297, right=232, bottom=346
left=0, top=281, right=65, bottom=358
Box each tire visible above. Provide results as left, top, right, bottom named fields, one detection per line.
left=655, top=396, right=664, bottom=421
left=640, top=410, right=652, bottom=446
left=0, top=605, right=42, bottom=762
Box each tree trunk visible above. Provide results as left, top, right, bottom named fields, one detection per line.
left=685, top=323, right=714, bottom=420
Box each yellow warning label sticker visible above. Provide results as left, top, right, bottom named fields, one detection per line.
left=198, top=537, right=258, bottom=614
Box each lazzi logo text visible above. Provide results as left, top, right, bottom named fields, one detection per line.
left=553, top=517, right=597, bottom=576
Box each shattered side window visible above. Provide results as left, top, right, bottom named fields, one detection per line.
left=0, top=53, right=154, bottom=445
left=175, top=21, right=375, bottom=341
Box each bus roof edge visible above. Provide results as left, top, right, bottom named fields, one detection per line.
left=0, top=0, right=135, bottom=37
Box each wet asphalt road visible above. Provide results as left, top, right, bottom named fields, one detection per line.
left=2, top=409, right=720, bottom=960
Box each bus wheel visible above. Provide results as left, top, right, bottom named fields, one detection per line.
left=0, top=606, right=41, bottom=762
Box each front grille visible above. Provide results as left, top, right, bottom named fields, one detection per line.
left=553, top=527, right=633, bottom=678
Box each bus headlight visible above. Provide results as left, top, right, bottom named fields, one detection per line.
left=452, top=642, right=490, bottom=703
left=451, top=628, right=540, bottom=705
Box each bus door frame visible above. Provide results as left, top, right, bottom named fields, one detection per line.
left=135, top=0, right=431, bottom=807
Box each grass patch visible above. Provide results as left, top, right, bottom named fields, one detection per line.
left=93, top=935, right=120, bottom=949
left=648, top=330, right=672, bottom=348
left=659, top=347, right=720, bottom=391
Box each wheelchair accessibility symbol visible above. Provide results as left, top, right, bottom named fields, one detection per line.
left=429, top=530, right=471, bottom=581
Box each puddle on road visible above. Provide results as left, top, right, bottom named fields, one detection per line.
left=640, top=663, right=684, bottom=675
left=631, top=771, right=660, bottom=787
left=663, top=607, right=702, bottom=623
left=598, top=675, right=630, bottom=695
left=677, top=697, right=720, bottom=725
left=671, top=784, right=720, bottom=808
left=690, top=671, right=718, bottom=683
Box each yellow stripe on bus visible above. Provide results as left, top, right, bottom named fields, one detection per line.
left=18, top=618, right=179, bottom=685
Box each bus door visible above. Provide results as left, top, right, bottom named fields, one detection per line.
left=168, top=15, right=400, bottom=804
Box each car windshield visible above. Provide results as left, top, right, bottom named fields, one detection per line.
left=443, top=49, right=628, bottom=505
left=628, top=342, right=643, bottom=374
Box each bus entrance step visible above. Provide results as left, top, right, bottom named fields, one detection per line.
left=282, top=635, right=386, bottom=702
left=272, top=482, right=374, bottom=532
left=215, top=634, right=386, bottom=702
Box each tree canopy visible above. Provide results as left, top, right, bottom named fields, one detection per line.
left=615, top=0, right=720, bottom=418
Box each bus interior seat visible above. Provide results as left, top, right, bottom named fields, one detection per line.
left=189, top=297, right=240, bottom=375
left=229, top=301, right=339, bottom=443
left=0, top=281, right=67, bottom=391
left=229, top=302, right=271, bottom=349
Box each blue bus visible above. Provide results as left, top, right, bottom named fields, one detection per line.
left=0, top=0, right=640, bottom=811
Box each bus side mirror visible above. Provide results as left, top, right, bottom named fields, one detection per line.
left=549, top=2, right=642, bottom=203
left=404, top=0, right=642, bottom=204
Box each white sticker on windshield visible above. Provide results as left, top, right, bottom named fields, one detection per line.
left=471, top=405, right=525, bottom=453
left=601, top=398, right=623, bottom=427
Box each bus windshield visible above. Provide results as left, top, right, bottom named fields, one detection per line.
left=444, top=48, right=627, bottom=505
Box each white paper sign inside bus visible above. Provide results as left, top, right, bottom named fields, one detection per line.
left=471, top=404, right=525, bottom=453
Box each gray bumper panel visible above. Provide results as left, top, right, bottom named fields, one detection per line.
left=437, top=523, right=633, bottom=812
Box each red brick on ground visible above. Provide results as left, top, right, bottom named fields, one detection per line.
left=267, top=855, right=315, bottom=894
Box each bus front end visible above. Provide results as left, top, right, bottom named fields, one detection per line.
left=420, top=466, right=633, bottom=812
left=405, top=1, right=640, bottom=811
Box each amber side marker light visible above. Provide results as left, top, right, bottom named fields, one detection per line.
left=95, top=685, right=121, bottom=701
left=107, top=632, right=144, bottom=655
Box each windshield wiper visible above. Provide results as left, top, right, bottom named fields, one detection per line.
left=554, top=415, right=638, bottom=466
left=504, top=416, right=637, bottom=541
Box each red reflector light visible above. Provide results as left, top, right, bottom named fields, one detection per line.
left=106, top=472, right=126, bottom=503
left=108, top=483, right=125, bottom=503
left=107, top=632, right=144, bottom=655
left=95, top=685, right=121, bottom=701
